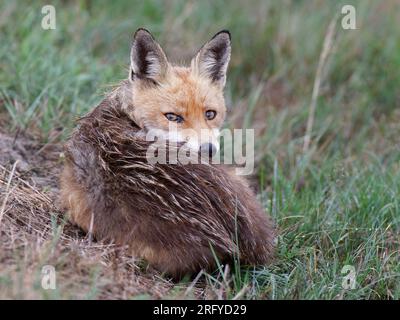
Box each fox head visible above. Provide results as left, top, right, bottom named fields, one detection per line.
left=125, top=28, right=231, bottom=156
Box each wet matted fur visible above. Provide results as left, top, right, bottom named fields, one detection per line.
left=60, top=96, right=275, bottom=278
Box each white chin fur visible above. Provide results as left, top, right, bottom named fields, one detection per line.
left=185, top=139, right=200, bottom=152
left=146, top=128, right=220, bottom=153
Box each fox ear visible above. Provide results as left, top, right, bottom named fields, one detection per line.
left=191, top=30, right=231, bottom=88
left=130, top=28, right=168, bottom=83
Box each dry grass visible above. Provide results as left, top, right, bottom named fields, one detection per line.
left=0, top=130, right=254, bottom=299
left=303, top=15, right=337, bottom=154
left=0, top=132, right=181, bottom=299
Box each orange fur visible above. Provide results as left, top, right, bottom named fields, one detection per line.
left=125, top=67, right=226, bottom=148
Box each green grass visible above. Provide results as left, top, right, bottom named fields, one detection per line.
left=0, top=0, right=399, bottom=299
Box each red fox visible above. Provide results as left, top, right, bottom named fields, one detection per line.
left=60, top=29, right=275, bottom=278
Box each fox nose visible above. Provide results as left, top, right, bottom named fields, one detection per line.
left=199, top=143, right=217, bottom=157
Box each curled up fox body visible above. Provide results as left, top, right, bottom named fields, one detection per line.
left=60, top=29, right=276, bottom=278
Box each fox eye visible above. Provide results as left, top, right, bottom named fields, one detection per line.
left=205, top=110, right=216, bottom=120
left=165, top=113, right=184, bottom=123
